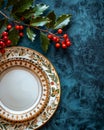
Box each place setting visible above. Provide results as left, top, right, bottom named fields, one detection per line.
left=0, top=47, right=61, bottom=129
left=0, top=0, right=72, bottom=129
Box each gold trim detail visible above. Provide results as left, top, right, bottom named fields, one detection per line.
left=0, top=59, right=49, bottom=122
left=0, top=46, right=61, bottom=130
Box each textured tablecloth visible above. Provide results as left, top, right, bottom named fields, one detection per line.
left=15, top=0, right=104, bottom=129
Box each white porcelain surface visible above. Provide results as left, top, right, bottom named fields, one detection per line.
left=0, top=67, right=42, bottom=114
left=0, top=47, right=60, bottom=128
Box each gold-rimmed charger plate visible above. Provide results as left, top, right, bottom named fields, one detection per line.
left=0, top=47, right=60, bottom=130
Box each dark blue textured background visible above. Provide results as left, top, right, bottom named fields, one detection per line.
left=6, top=0, right=104, bottom=129
left=18, top=0, right=104, bottom=130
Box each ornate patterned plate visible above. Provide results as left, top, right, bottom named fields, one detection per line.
left=0, top=47, right=60, bottom=130
left=0, top=59, right=49, bottom=122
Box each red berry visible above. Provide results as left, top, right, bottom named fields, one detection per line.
left=55, top=43, right=60, bottom=48
left=65, top=38, right=70, bottom=42
left=63, top=34, right=68, bottom=39
left=19, top=32, right=24, bottom=37
left=56, top=37, right=60, bottom=42
left=6, top=40, right=11, bottom=46
left=66, top=41, right=71, bottom=47
left=2, top=31, right=8, bottom=36
left=47, top=34, right=53, bottom=39
left=53, top=36, right=57, bottom=42
left=7, top=24, right=12, bottom=30
left=15, top=25, right=20, bottom=30
left=3, top=36, right=8, bottom=41
left=0, top=49, right=5, bottom=54
left=20, top=16, right=25, bottom=21
left=62, top=43, right=67, bottom=49
left=58, top=29, right=63, bottom=34
left=19, top=25, right=24, bottom=30
left=0, top=41, right=5, bottom=48
left=61, top=41, right=65, bottom=45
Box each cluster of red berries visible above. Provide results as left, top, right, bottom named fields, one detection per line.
left=15, top=25, right=24, bottom=37
left=0, top=25, right=12, bottom=54
left=0, top=24, right=24, bottom=54
left=7, top=24, right=24, bottom=37
left=47, top=29, right=71, bottom=49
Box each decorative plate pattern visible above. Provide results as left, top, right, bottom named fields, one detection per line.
left=0, top=47, right=60, bottom=130
left=0, top=59, right=49, bottom=122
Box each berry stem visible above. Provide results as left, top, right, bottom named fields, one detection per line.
left=0, top=10, right=53, bottom=35
left=0, top=10, right=71, bottom=51
left=0, top=10, right=9, bottom=19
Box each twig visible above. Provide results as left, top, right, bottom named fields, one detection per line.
left=0, top=10, right=53, bottom=34
left=0, top=11, right=10, bottom=19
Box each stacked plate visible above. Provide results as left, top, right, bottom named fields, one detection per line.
left=0, top=47, right=60, bottom=130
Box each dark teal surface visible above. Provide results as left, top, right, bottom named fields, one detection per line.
left=2, top=0, right=104, bottom=130
left=19, top=0, right=104, bottom=130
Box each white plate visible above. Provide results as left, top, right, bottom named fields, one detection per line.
left=0, top=47, right=60, bottom=129
left=0, top=59, right=49, bottom=122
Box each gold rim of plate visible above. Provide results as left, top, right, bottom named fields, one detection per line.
left=0, top=46, right=61, bottom=130
left=0, top=59, right=50, bottom=122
